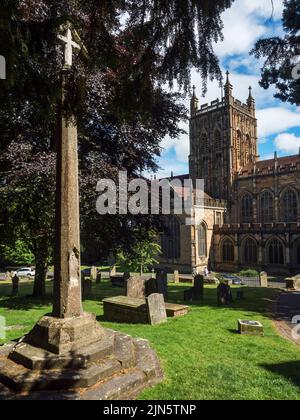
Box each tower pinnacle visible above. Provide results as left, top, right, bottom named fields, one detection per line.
left=224, top=71, right=233, bottom=97
left=190, top=85, right=199, bottom=116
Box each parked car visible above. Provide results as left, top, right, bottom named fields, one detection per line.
left=15, top=268, right=35, bottom=278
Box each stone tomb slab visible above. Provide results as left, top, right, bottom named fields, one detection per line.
left=104, top=296, right=148, bottom=324
left=103, top=296, right=189, bottom=324
left=238, top=320, right=264, bottom=336
left=165, top=303, right=189, bottom=318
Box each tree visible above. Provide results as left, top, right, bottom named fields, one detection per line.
left=251, top=0, right=300, bottom=105
left=0, top=0, right=234, bottom=296
left=0, top=241, right=35, bottom=266
left=117, top=230, right=161, bottom=275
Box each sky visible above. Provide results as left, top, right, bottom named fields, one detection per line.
left=155, top=0, right=300, bottom=179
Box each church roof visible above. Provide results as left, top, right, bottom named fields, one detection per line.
left=239, top=154, right=300, bottom=177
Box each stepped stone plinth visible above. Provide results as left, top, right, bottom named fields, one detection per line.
left=0, top=321, right=163, bottom=400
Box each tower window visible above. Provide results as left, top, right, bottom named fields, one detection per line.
left=215, top=130, right=222, bottom=150
left=200, top=133, right=209, bottom=154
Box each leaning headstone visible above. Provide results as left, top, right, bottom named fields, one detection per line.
left=173, top=270, right=180, bottom=284
left=90, top=266, right=97, bottom=281
left=259, top=272, right=268, bottom=288
left=96, top=272, right=102, bottom=284
left=156, top=270, right=168, bottom=299
left=12, top=275, right=19, bottom=297
left=147, top=294, right=167, bottom=325
left=194, top=275, right=204, bottom=300
left=126, top=276, right=146, bottom=299
left=217, top=282, right=233, bottom=306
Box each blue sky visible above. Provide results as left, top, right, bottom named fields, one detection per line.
left=155, top=0, right=300, bottom=178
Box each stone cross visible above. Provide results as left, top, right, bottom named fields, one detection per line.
left=58, top=28, right=80, bottom=67
left=53, top=25, right=83, bottom=318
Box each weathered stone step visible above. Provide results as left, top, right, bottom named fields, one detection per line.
left=0, top=356, right=122, bottom=392
left=82, top=369, right=146, bottom=400
left=9, top=332, right=115, bottom=370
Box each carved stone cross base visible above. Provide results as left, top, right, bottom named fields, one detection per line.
left=0, top=325, right=163, bottom=400
left=9, top=313, right=105, bottom=366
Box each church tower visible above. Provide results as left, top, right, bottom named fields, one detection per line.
left=189, top=72, right=258, bottom=201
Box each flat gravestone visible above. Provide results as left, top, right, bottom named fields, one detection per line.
left=259, top=272, right=268, bottom=288
left=126, top=276, right=146, bottom=299
left=194, top=275, right=204, bottom=300
left=238, top=320, right=264, bottom=336
left=147, top=294, right=167, bottom=325
left=156, top=270, right=168, bottom=299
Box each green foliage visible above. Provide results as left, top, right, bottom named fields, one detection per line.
left=0, top=1, right=234, bottom=292
left=239, top=269, right=259, bottom=278
left=117, top=231, right=161, bottom=274
left=0, top=240, right=35, bottom=266
left=251, top=0, right=300, bottom=105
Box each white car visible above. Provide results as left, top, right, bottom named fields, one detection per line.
left=16, top=268, right=35, bottom=278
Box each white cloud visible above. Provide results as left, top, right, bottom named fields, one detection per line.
left=214, top=0, right=284, bottom=58
left=274, top=133, right=300, bottom=154
left=257, top=108, right=300, bottom=138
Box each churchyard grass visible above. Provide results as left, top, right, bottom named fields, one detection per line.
left=1, top=280, right=300, bottom=400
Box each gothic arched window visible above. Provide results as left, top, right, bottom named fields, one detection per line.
left=241, top=193, right=253, bottom=223
left=260, top=191, right=274, bottom=223
left=198, top=224, right=207, bottom=258
left=243, top=238, right=257, bottom=264
left=282, top=189, right=298, bottom=222
left=245, top=134, right=251, bottom=165
left=200, top=133, right=209, bottom=154
left=161, top=217, right=181, bottom=259
left=215, top=130, right=222, bottom=150
left=236, top=130, right=242, bottom=162
left=222, top=238, right=235, bottom=262
left=268, top=238, right=284, bottom=265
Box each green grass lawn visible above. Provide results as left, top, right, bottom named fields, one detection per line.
left=1, top=279, right=300, bottom=400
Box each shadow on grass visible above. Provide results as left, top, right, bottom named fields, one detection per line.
left=261, top=361, right=300, bottom=387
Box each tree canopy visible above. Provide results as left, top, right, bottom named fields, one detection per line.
left=0, top=0, right=234, bottom=294
left=252, top=0, right=300, bottom=106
